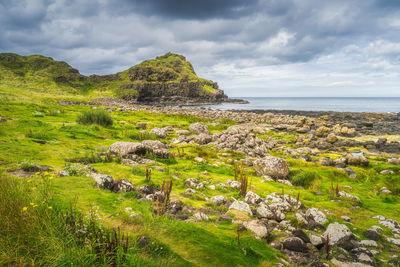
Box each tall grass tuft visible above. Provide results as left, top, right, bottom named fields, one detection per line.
left=77, top=109, right=113, bottom=127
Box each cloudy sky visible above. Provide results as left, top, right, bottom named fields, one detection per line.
left=1, top=0, right=400, bottom=97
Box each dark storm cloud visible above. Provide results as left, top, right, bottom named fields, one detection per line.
left=0, top=0, right=400, bottom=95
left=113, top=0, right=259, bottom=19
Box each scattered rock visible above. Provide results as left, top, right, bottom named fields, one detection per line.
left=112, top=179, right=134, bottom=193
left=228, top=201, right=252, bottom=216
left=324, top=222, right=354, bottom=246
left=137, top=235, right=151, bottom=247
left=253, top=156, right=290, bottom=179
left=210, top=195, right=226, bottom=205
left=109, top=141, right=145, bottom=156
left=309, top=232, right=325, bottom=249
left=244, top=191, right=262, bottom=205
left=387, top=237, right=400, bottom=246
left=338, top=191, right=361, bottom=202
left=193, top=212, right=209, bottom=221
left=292, top=229, right=310, bottom=243
left=305, top=208, right=328, bottom=225
left=88, top=173, right=114, bottom=190
left=282, top=237, right=309, bottom=253
left=149, top=127, right=167, bottom=138
left=138, top=185, right=155, bottom=195
left=189, top=122, right=209, bottom=134
left=365, top=229, right=380, bottom=241
left=243, top=220, right=269, bottom=239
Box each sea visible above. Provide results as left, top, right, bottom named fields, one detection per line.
left=199, top=97, right=400, bottom=113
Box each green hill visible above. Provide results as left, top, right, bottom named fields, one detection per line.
left=0, top=52, right=227, bottom=103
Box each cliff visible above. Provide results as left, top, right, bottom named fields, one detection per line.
left=0, top=52, right=241, bottom=104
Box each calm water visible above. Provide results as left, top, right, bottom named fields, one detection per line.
left=199, top=97, right=400, bottom=113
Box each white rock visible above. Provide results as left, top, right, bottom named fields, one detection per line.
left=243, top=220, right=268, bottom=239
left=324, top=222, right=354, bottom=246
left=228, top=201, right=252, bottom=216
left=305, top=207, right=328, bottom=225
left=359, top=240, right=378, bottom=247
left=193, top=212, right=209, bottom=221
left=245, top=191, right=262, bottom=205
left=209, top=195, right=226, bottom=205
left=309, top=232, right=325, bottom=247
left=387, top=237, right=400, bottom=246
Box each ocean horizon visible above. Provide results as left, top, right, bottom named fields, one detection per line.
left=199, top=97, right=400, bottom=113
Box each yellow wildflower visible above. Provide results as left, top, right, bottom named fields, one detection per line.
left=35, top=172, right=40, bottom=175
left=32, top=187, right=37, bottom=191
left=30, top=202, right=34, bottom=206
left=27, top=179, right=32, bottom=183
left=22, top=207, right=28, bottom=212
left=48, top=206, right=53, bottom=210
left=43, top=171, right=49, bottom=176
left=33, top=204, right=38, bottom=208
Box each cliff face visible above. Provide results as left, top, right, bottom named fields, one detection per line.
left=0, top=52, right=231, bottom=104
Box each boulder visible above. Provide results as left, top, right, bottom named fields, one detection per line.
left=309, top=232, right=325, bottom=248
left=193, top=133, right=212, bottom=145
left=245, top=191, right=262, bottom=205
left=193, top=212, right=209, bottom=221
left=138, top=185, right=155, bottom=195
left=282, top=237, right=309, bottom=253
left=364, top=229, right=380, bottom=241
left=228, top=201, right=252, bottom=216
left=324, top=222, right=354, bottom=246
left=189, top=122, right=209, bottom=134
left=338, top=191, right=361, bottom=202
left=176, top=129, right=191, bottom=135
left=210, top=195, right=226, bottom=205
left=254, top=156, right=290, bottom=179
left=109, top=141, right=145, bottom=156
left=346, top=154, right=369, bottom=166
left=305, top=208, right=328, bottom=225
left=292, top=229, right=310, bottom=243
left=112, top=179, right=134, bottom=193
left=243, top=220, right=268, bottom=239
left=318, top=157, right=334, bottom=166
left=149, top=127, right=167, bottom=138
left=88, top=173, right=114, bottom=190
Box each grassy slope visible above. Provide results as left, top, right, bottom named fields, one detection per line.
left=0, top=74, right=400, bottom=265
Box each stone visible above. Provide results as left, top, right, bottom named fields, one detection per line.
left=109, top=141, right=145, bottom=156
left=244, top=191, right=262, bottom=205
left=387, top=237, right=400, bottom=246
left=331, top=258, right=371, bottom=267
left=210, top=195, right=226, bottom=205
left=228, top=201, right=252, bottom=216
left=138, top=185, right=155, bottom=195
left=253, top=156, right=290, bottom=179
left=176, top=129, right=191, bottom=135
left=149, top=127, right=167, bottom=138
left=282, top=237, right=309, bottom=253
left=379, top=187, right=392, bottom=195
left=256, top=204, right=275, bottom=219
left=305, top=208, right=328, bottom=225
left=365, top=229, right=380, bottom=241
left=189, top=122, right=209, bottom=134
left=194, top=157, right=206, bottom=163
left=324, top=222, right=354, bottom=246
left=341, top=216, right=351, bottom=222
left=112, top=179, right=134, bottom=193
left=388, top=158, right=400, bottom=165
left=193, top=133, right=212, bottom=145
left=309, top=232, right=325, bottom=248
left=193, top=212, right=209, bottom=221
left=359, top=240, right=378, bottom=247
left=338, top=191, right=361, bottom=202
left=88, top=173, right=114, bottom=190
left=318, top=157, right=334, bottom=166
left=243, top=220, right=268, bottom=239
left=292, top=229, right=310, bottom=243
left=346, top=154, right=369, bottom=166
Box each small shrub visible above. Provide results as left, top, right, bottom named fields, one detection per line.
left=64, top=163, right=86, bottom=176
left=289, top=169, right=318, bottom=188
left=77, top=110, right=113, bottom=127
left=19, top=159, right=37, bottom=172
left=26, top=129, right=52, bottom=140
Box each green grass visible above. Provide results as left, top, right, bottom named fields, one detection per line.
left=0, top=76, right=400, bottom=265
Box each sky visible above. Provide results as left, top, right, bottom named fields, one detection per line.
left=1, top=0, right=400, bottom=97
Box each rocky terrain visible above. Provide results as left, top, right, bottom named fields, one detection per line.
left=1, top=53, right=400, bottom=266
